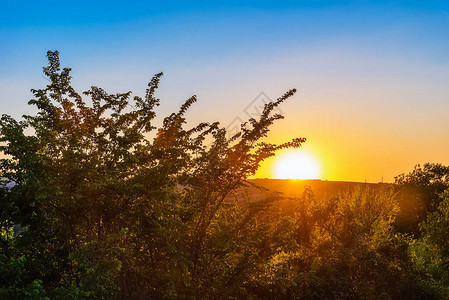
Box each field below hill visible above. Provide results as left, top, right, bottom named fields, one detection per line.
left=236, top=179, right=393, bottom=214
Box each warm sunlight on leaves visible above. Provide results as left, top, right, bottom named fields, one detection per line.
left=273, top=150, right=321, bottom=179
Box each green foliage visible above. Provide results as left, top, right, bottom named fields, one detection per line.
left=0, top=255, right=48, bottom=299
left=408, top=189, right=449, bottom=297
left=0, top=51, right=303, bottom=298
left=245, top=187, right=432, bottom=299
left=395, top=163, right=449, bottom=234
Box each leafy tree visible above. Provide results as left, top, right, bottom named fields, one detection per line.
left=395, top=163, right=449, bottom=234
left=396, top=164, right=449, bottom=197
left=0, top=51, right=304, bottom=298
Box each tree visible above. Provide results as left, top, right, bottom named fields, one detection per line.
left=395, top=163, right=449, bottom=234
left=0, top=51, right=304, bottom=298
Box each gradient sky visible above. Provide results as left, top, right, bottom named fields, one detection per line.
left=1, top=1, right=448, bottom=182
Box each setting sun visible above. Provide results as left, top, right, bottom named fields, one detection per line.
left=274, top=151, right=321, bottom=179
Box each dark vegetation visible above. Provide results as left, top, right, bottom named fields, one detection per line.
left=1, top=51, right=449, bottom=299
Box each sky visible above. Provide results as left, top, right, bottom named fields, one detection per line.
left=1, top=0, right=448, bottom=182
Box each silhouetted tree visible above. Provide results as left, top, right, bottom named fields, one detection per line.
left=395, top=163, right=449, bottom=234
left=0, top=51, right=303, bottom=298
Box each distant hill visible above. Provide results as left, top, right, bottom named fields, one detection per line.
left=248, top=178, right=388, bottom=199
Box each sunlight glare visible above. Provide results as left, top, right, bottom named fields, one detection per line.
left=274, top=151, right=321, bottom=179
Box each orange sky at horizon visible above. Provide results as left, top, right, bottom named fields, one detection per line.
left=246, top=79, right=449, bottom=183
left=252, top=102, right=449, bottom=183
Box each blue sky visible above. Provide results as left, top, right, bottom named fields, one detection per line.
left=1, top=1, right=449, bottom=181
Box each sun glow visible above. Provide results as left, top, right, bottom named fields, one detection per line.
left=274, top=151, right=321, bottom=179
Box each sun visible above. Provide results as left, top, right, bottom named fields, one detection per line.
left=274, top=151, right=321, bottom=179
